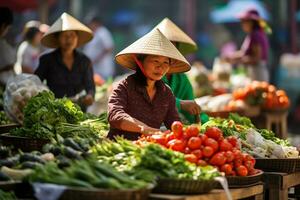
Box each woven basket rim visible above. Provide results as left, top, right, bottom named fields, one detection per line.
left=226, top=170, right=263, bottom=178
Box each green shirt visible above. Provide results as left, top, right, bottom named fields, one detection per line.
left=162, top=73, right=196, bottom=123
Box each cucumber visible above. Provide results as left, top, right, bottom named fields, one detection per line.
left=0, top=171, right=11, bottom=181
left=21, top=161, right=43, bottom=169
left=20, top=153, right=45, bottom=164
left=63, top=147, right=81, bottom=159
left=63, top=138, right=83, bottom=152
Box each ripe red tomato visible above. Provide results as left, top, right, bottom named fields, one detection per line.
left=209, top=152, right=227, bottom=166
left=233, top=149, right=243, bottom=160
left=219, top=139, right=233, bottom=151
left=184, top=147, right=191, bottom=154
left=187, top=137, right=202, bottom=150
left=204, top=138, right=219, bottom=152
left=236, top=165, right=248, bottom=176
left=166, top=133, right=176, bottom=142
left=244, top=160, right=255, bottom=171
left=171, top=121, right=183, bottom=138
left=199, top=134, right=208, bottom=142
left=167, top=139, right=185, bottom=152
left=185, top=125, right=199, bottom=138
left=184, top=154, right=198, bottom=164
left=225, top=151, right=234, bottom=162
left=204, top=127, right=222, bottom=141
left=150, top=134, right=167, bottom=146
left=221, top=164, right=233, bottom=175
left=202, top=146, right=214, bottom=158
left=234, top=159, right=243, bottom=168
left=197, top=160, right=207, bottom=166
left=191, top=149, right=202, bottom=159
left=227, top=136, right=238, bottom=148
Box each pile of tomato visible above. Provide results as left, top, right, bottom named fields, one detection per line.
left=232, top=81, right=290, bottom=109
left=139, top=121, right=259, bottom=177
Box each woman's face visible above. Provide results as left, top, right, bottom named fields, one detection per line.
left=241, top=20, right=253, bottom=33
left=142, top=55, right=170, bottom=81
left=32, top=31, right=43, bottom=46
left=58, top=31, right=78, bottom=51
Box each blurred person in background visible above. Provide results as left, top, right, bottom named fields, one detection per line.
left=15, top=21, right=48, bottom=74
left=83, top=17, right=114, bottom=81
left=224, top=9, right=271, bottom=82
left=0, top=7, right=15, bottom=86
left=156, top=18, right=203, bottom=124
left=35, top=13, right=95, bottom=111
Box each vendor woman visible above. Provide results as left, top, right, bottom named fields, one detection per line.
left=225, top=9, right=270, bottom=82
left=35, top=13, right=95, bottom=110
left=108, top=29, right=191, bottom=140
left=156, top=18, right=201, bottom=124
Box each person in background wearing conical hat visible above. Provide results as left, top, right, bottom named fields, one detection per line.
left=35, top=13, right=95, bottom=111
left=15, top=21, right=48, bottom=74
left=108, top=28, right=190, bottom=140
left=156, top=18, right=201, bottom=124
left=224, top=9, right=270, bottom=82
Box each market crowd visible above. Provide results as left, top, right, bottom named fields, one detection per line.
left=0, top=6, right=271, bottom=138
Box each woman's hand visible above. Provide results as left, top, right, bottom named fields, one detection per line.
left=140, top=125, right=161, bottom=135
left=180, top=100, right=201, bottom=115
left=82, top=94, right=94, bottom=106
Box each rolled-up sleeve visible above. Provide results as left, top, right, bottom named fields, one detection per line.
left=164, top=92, right=180, bottom=129
left=108, top=81, right=131, bottom=129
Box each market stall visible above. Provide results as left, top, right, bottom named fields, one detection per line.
left=0, top=75, right=298, bottom=200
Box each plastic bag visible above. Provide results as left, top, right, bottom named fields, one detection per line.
left=3, top=74, right=49, bottom=124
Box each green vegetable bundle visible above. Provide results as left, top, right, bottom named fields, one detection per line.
left=27, top=158, right=150, bottom=190
left=10, top=91, right=109, bottom=140
left=92, top=138, right=220, bottom=182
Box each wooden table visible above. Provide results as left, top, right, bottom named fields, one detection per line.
left=263, top=172, right=300, bottom=200
left=149, top=184, right=264, bottom=200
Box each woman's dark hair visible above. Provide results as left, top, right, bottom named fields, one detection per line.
left=0, top=7, right=13, bottom=27
left=133, top=55, right=148, bottom=86
left=24, top=27, right=40, bottom=42
left=251, top=19, right=261, bottom=30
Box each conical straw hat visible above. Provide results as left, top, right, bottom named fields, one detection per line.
left=115, top=28, right=191, bottom=74
left=41, top=12, right=93, bottom=48
left=155, top=17, right=197, bottom=55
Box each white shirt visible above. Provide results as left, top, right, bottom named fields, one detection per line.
left=15, top=41, right=41, bottom=74
left=83, top=26, right=114, bottom=79
left=0, top=38, right=15, bottom=84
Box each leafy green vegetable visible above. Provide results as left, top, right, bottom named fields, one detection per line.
left=92, top=138, right=221, bottom=182
left=0, top=111, right=12, bottom=125
left=0, top=189, right=17, bottom=200
left=27, top=158, right=150, bottom=189
left=10, top=91, right=109, bottom=140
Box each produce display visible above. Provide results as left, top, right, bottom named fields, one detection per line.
left=27, top=158, right=150, bottom=190
left=202, top=114, right=299, bottom=159
left=0, top=111, right=13, bottom=125
left=92, top=137, right=221, bottom=182
left=3, top=74, right=49, bottom=124
left=138, top=121, right=258, bottom=177
left=0, top=79, right=298, bottom=199
left=9, top=91, right=109, bottom=140
left=232, top=81, right=290, bottom=110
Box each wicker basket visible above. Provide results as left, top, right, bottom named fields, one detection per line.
left=152, top=178, right=218, bottom=194
left=255, top=158, right=300, bottom=173
left=225, top=170, right=263, bottom=188
left=59, top=186, right=152, bottom=200
left=0, top=124, right=20, bottom=134
left=0, top=133, right=50, bottom=152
